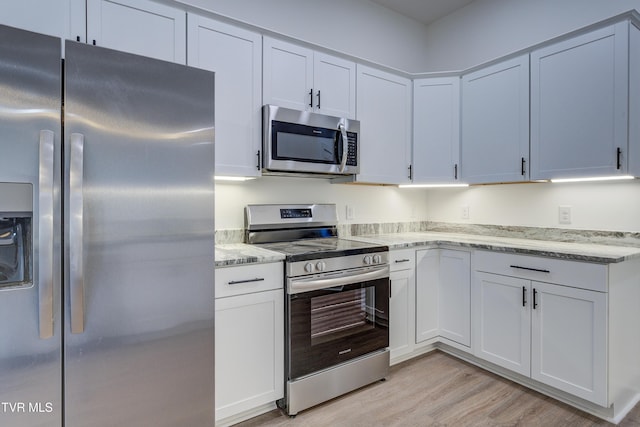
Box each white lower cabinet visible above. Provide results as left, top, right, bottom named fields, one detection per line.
left=389, top=249, right=416, bottom=361
left=415, top=249, right=439, bottom=344
left=473, top=251, right=608, bottom=406
left=214, top=263, right=284, bottom=422
left=438, top=249, right=471, bottom=348
left=415, top=248, right=471, bottom=349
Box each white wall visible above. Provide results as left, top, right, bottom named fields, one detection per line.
left=176, top=0, right=432, bottom=72
left=215, top=176, right=427, bottom=230
left=422, top=0, right=640, bottom=72
left=425, top=180, right=640, bottom=232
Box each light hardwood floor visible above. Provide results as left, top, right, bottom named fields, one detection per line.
left=236, top=350, right=640, bottom=427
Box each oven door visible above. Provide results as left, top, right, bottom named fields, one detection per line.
left=287, top=265, right=389, bottom=380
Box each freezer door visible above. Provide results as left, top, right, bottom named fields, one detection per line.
left=63, top=41, right=214, bottom=426
left=0, top=25, right=62, bottom=426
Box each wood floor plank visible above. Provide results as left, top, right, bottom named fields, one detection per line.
left=235, top=351, right=640, bottom=427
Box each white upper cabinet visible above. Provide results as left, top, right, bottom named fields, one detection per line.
left=187, top=15, right=262, bottom=177
left=531, top=23, right=631, bottom=180
left=263, top=37, right=356, bottom=119
left=355, top=65, right=412, bottom=184
left=629, top=23, right=640, bottom=177
left=461, top=54, right=529, bottom=184
left=87, top=0, right=186, bottom=63
left=0, top=0, right=85, bottom=43
left=413, top=77, right=461, bottom=184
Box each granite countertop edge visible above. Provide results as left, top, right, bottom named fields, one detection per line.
left=348, top=233, right=640, bottom=264
left=215, top=233, right=640, bottom=267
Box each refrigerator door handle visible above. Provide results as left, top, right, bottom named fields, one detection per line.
left=38, top=130, right=55, bottom=339
left=69, top=132, right=85, bottom=334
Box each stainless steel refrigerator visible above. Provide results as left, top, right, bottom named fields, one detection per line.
left=0, top=24, right=215, bottom=426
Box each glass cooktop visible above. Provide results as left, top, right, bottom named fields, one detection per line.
left=255, top=237, right=388, bottom=262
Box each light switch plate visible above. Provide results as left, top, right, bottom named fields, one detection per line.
left=559, top=205, right=572, bottom=224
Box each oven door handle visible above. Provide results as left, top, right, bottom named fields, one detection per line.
left=289, top=265, right=389, bottom=294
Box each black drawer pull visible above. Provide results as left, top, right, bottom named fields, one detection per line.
left=228, top=278, right=265, bottom=285
left=522, top=286, right=526, bottom=307
left=509, top=265, right=550, bottom=274
left=394, top=259, right=411, bottom=263
left=533, top=288, right=538, bottom=309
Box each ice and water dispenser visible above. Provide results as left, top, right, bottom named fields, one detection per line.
left=0, top=183, right=32, bottom=288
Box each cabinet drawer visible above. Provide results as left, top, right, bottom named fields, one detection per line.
left=390, top=249, right=416, bottom=272
left=474, top=251, right=607, bottom=292
left=215, top=262, right=284, bottom=298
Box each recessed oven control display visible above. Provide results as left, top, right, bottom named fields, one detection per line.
left=280, top=208, right=312, bottom=219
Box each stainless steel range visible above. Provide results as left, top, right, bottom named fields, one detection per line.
left=246, top=203, right=390, bottom=416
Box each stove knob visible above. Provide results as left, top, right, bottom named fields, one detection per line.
left=363, top=255, right=372, bottom=265
left=304, top=262, right=314, bottom=273
left=316, top=261, right=326, bottom=272
left=373, top=254, right=382, bottom=264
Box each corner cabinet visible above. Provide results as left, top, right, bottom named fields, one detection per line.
left=530, top=22, right=634, bottom=180
left=354, top=65, right=412, bottom=184
left=86, top=0, right=186, bottom=63
left=461, top=55, right=529, bottom=184
left=215, top=262, right=284, bottom=423
left=187, top=15, right=262, bottom=177
left=473, top=251, right=608, bottom=406
left=263, top=37, right=356, bottom=119
left=415, top=248, right=471, bottom=350
left=413, top=77, right=461, bottom=184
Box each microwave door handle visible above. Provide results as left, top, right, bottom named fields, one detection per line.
left=38, top=130, right=55, bottom=339
left=338, top=123, right=348, bottom=173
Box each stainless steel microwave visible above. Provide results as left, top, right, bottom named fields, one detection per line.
left=262, top=105, right=360, bottom=175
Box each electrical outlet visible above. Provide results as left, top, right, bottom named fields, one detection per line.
left=559, top=205, right=572, bottom=224
left=346, top=205, right=356, bottom=220
left=461, top=205, right=470, bottom=220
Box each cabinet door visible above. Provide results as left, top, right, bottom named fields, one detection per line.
left=356, top=65, right=412, bottom=184
left=439, top=250, right=470, bottom=347
left=413, top=77, right=461, bottom=183
left=531, top=23, right=629, bottom=180
left=263, top=37, right=313, bottom=111
left=0, top=0, right=85, bottom=42
left=389, top=267, right=415, bottom=361
left=461, top=55, right=529, bottom=184
left=415, top=250, right=439, bottom=343
left=473, top=272, right=530, bottom=376
left=187, top=15, right=262, bottom=177
left=630, top=23, right=640, bottom=177
left=313, top=52, right=356, bottom=119
left=531, top=282, right=607, bottom=406
left=215, top=289, right=284, bottom=421
left=87, top=0, right=186, bottom=63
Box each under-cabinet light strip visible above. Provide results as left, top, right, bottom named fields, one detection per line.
left=550, top=175, right=635, bottom=183
left=398, top=183, right=469, bottom=188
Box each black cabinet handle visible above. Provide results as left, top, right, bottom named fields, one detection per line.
left=408, top=164, right=413, bottom=180
left=521, top=157, right=526, bottom=176
left=256, top=150, right=261, bottom=170
left=509, top=265, right=550, bottom=273
left=394, top=259, right=411, bottom=263
left=76, top=36, right=81, bottom=42
left=522, top=286, right=526, bottom=307
left=317, top=90, right=321, bottom=109
left=454, top=164, right=458, bottom=180
left=533, top=288, right=538, bottom=309
left=617, top=147, right=622, bottom=170
left=92, top=40, right=96, bottom=46
left=228, top=278, right=265, bottom=285
left=309, top=89, right=313, bottom=108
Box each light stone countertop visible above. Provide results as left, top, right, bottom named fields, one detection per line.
left=215, top=231, right=640, bottom=267
left=215, top=243, right=285, bottom=268
left=347, top=232, right=640, bottom=264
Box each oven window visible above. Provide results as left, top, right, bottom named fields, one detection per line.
left=310, top=288, right=375, bottom=346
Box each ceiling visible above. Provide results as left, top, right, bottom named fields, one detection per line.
left=370, top=0, right=478, bottom=25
